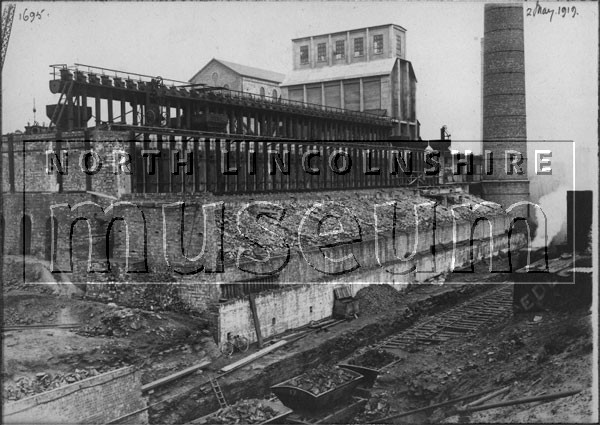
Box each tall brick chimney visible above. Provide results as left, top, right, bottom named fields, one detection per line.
left=481, top=3, right=530, bottom=217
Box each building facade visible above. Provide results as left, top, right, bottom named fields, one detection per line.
left=189, top=58, right=285, bottom=99
left=281, top=24, right=418, bottom=139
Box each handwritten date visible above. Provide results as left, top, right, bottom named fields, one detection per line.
left=526, top=1, right=578, bottom=22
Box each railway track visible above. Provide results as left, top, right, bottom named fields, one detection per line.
left=379, top=285, right=513, bottom=350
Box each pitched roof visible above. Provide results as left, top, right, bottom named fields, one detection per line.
left=189, top=58, right=285, bottom=84
left=281, top=58, right=398, bottom=86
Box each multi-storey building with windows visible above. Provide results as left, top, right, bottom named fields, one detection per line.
left=281, top=24, right=419, bottom=139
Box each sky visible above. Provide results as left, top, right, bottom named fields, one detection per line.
left=2, top=0, right=598, bottom=191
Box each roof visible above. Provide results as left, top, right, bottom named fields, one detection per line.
left=292, top=23, right=407, bottom=41
left=282, top=58, right=405, bottom=86
left=189, top=59, right=285, bottom=84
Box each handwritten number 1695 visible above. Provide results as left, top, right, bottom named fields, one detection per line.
left=19, top=8, right=46, bottom=23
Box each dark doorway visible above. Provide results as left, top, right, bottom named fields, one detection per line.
left=21, top=215, right=32, bottom=256
left=45, top=217, right=58, bottom=262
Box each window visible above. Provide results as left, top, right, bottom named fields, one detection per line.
left=223, top=83, right=230, bottom=89
left=211, top=72, right=219, bottom=84
left=374, top=34, right=384, bottom=54
left=260, top=87, right=265, bottom=97
left=272, top=89, right=278, bottom=99
left=300, top=45, right=309, bottom=64
left=354, top=37, right=364, bottom=57
left=335, top=40, right=345, bottom=59
left=317, top=43, right=327, bottom=62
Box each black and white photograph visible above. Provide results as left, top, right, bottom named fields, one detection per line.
left=1, top=1, right=597, bottom=423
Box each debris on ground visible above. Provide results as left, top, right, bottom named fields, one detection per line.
left=355, top=284, right=405, bottom=316
left=362, top=392, right=394, bottom=420
left=3, top=366, right=120, bottom=401
left=348, top=348, right=398, bottom=369
left=361, top=306, right=593, bottom=424
left=288, top=366, right=357, bottom=395
left=208, top=399, right=278, bottom=424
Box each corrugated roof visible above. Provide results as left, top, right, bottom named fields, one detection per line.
left=190, top=59, right=285, bottom=84
left=281, top=58, right=397, bottom=86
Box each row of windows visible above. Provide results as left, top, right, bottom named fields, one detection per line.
left=259, top=87, right=278, bottom=99
left=300, top=35, right=384, bottom=64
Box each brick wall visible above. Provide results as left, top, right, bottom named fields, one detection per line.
left=1, top=192, right=96, bottom=259
left=2, top=367, right=147, bottom=424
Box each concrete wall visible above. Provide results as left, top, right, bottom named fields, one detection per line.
left=3, top=367, right=147, bottom=424
left=218, top=282, right=372, bottom=343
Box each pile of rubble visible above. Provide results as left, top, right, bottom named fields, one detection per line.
left=349, top=348, right=398, bottom=369
left=362, top=392, right=393, bottom=420
left=4, top=366, right=118, bottom=401
left=355, top=285, right=405, bottom=316
left=83, top=282, right=191, bottom=314
left=217, top=189, right=498, bottom=262
left=77, top=306, right=145, bottom=337
left=208, top=399, right=279, bottom=424
left=288, top=366, right=356, bottom=396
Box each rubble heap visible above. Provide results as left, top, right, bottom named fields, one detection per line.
left=4, top=366, right=119, bottom=401
left=355, top=284, right=405, bottom=316
left=349, top=348, right=398, bottom=369
left=209, top=399, right=278, bottom=424
left=288, top=366, right=356, bottom=395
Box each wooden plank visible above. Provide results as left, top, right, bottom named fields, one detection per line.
left=249, top=293, right=264, bottom=349
left=141, top=360, right=210, bottom=393
left=220, top=340, right=288, bottom=373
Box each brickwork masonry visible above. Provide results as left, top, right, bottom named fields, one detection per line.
left=2, top=366, right=148, bottom=424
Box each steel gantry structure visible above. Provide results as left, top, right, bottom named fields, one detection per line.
left=48, top=64, right=396, bottom=141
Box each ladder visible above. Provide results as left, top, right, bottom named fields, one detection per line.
left=209, top=377, right=228, bottom=409
left=50, top=80, right=74, bottom=129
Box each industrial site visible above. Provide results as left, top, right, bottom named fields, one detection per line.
left=1, top=2, right=597, bottom=424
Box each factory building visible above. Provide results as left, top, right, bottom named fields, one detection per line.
left=281, top=24, right=418, bottom=139
left=189, top=58, right=285, bottom=99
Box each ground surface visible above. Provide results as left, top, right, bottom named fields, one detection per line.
left=355, top=300, right=594, bottom=423
left=2, top=285, right=218, bottom=402
left=2, top=254, right=595, bottom=424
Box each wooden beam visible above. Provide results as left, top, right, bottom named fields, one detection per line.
left=141, top=360, right=211, bottom=393
left=248, top=293, right=263, bottom=349
left=220, top=340, right=288, bottom=373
